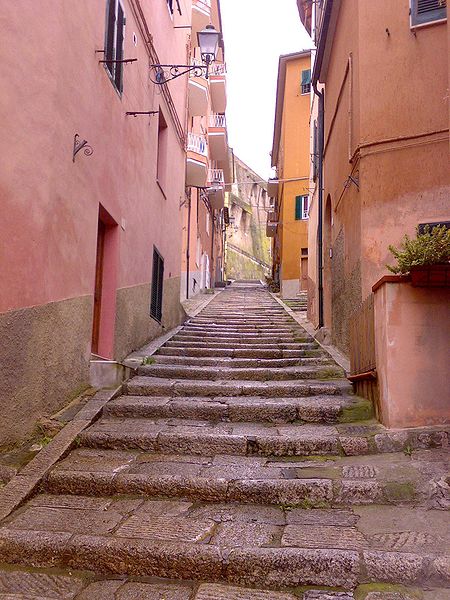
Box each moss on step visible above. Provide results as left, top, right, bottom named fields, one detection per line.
left=339, top=398, right=374, bottom=423
left=355, top=583, right=422, bottom=599
left=383, top=481, right=417, bottom=503
left=316, top=366, right=346, bottom=380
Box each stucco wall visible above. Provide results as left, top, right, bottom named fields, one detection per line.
left=0, top=296, right=92, bottom=447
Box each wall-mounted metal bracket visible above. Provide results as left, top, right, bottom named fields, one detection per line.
left=73, top=134, right=93, bottom=163
left=98, top=58, right=137, bottom=64
left=125, top=111, right=159, bottom=117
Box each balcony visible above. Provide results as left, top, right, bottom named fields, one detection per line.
left=209, top=63, right=227, bottom=113
left=186, top=133, right=208, bottom=188
left=192, top=0, right=211, bottom=36
left=266, top=211, right=277, bottom=237
left=267, top=179, right=279, bottom=198
left=207, top=168, right=225, bottom=210
left=207, top=113, right=227, bottom=160
left=188, top=61, right=208, bottom=116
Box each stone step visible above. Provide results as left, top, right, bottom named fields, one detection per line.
left=137, top=364, right=345, bottom=381
left=125, top=376, right=348, bottom=398
left=152, top=355, right=331, bottom=368
left=103, top=394, right=371, bottom=423
left=157, top=347, right=324, bottom=359
left=0, top=495, right=447, bottom=589
left=79, top=417, right=345, bottom=456
left=171, top=334, right=311, bottom=345
left=176, top=330, right=303, bottom=339
left=184, top=324, right=299, bottom=332
left=46, top=447, right=448, bottom=509
left=163, top=340, right=318, bottom=350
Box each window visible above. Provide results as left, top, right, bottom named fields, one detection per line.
left=301, top=247, right=308, bottom=256
left=157, top=110, right=168, bottom=191
left=301, top=69, right=311, bottom=95
left=295, top=195, right=309, bottom=220
left=105, top=0, right=125, bottom=93
left=150, top=248, right=164, bottom=321
left=166, top=0, right=182, bottom=16
left=411, top=0, right=446, bottom=26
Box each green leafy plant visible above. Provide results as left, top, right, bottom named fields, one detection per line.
left=386, top=225, right=450, bottom=274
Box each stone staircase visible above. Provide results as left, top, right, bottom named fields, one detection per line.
left=282, top=291, right=308, bottom=312
left=0, top=281, right=448, bottom=599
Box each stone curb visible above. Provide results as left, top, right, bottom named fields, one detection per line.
left=270, top=292, right=351, bottom=374
left=0, top=386, right=122, bottom=524
left=122, top=290, right=221, bottom=369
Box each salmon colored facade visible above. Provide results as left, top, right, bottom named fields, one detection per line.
left=180, top=1, right=229, bottom=299
left=268, top=52, right=311, bottom=299
left=0, top=0, right=226, bottom=446
left=298, top=0, right=449, bottom=426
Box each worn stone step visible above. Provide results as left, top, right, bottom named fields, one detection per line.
left=171, top=334, right=311, bottom=345
left=157, top=347, right=324, bottom=359
left=78, top=417, right=346, bottom=456
left=103, top=394, right=370, bottom=423
left=152, top=355, right=331, bottom=368
left=0, top=496, right=447, bottom=589
left=163, top=340, right=318, bottom=350
left=184, top=324, right=300, bottom=332
left=176, top=330, right=304, bottom=340
left=46, top=447, right=448, bottom=509
left=137, top=364, right=345, bottom=381
left=125, top=376, right=348, bottom=398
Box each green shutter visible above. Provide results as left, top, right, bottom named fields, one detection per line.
left=295, top=196, right=302, bottom=220
left=301, top=69, right=311, bottom=85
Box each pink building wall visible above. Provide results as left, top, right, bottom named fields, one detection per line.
left=0, top=0, right=190, bottom=445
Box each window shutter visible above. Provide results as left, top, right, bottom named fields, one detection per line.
left=115, top=3, right=125, bottom=92
left=411, top=0, right=446, bottom=25
left=301, top=69, right=311, bottom=85
left=295, top=196, right=302, bottom=220
left=105, top=0, right=116, bottom=78
left=150, top=248, right=164, bottom=321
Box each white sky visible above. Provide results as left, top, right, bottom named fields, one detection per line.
left=220, top=0, right=312, bottom=180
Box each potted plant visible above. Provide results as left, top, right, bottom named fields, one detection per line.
left=386, top=224, right=450, bottom=287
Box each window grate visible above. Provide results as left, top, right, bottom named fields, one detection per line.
left=150, top=248, right=164, bottom=322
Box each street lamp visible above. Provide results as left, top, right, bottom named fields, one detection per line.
left=150, top=24, right=221, bottom=84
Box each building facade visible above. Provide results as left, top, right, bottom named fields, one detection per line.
left=225, top=155, right=271, bottom=281
left=0, top=0, right=226, bottom=446
left=180, top=1, right=229, bottom=299
left=268, top=51, right=311, bottom=299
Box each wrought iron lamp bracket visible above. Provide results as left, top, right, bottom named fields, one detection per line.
left=149, top=63, right=209, bottom=84
left=73, top=134, right=93, bottom=163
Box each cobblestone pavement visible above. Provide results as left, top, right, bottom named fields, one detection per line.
left=0, top=282, right=448, bottom=599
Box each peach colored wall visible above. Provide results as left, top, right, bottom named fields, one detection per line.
left=0, top=0, right=188, bottom=321
left=319, top=0, right=449, bottom=355
left=374, top=280, right=450, bottom=428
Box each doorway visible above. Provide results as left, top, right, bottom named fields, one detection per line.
left=91, top=206, right=118, bottom=357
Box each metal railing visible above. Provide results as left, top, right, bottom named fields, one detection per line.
left=187, top=132, right=208, bottom=156
left=210, top=62, right=227, bottom=76
left=209, top=113, right=226, bottom=128
left=193, top=0, right=211, bottom=9
left=208, top=168, right=225, bottom=185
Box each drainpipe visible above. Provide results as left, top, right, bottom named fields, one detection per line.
left=313, top=81, right=325, bottom=329
left=210, top=208, right=215, bottom=287
left=186, top=194, right=191, bottom=299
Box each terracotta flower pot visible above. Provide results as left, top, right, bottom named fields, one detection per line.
left=410, top=263, right=450, bottom=287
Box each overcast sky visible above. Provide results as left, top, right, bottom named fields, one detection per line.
left=220, top=1, right=312, bottom=180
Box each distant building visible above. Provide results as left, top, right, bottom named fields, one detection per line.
left=225, top=156, right=271, bottom=281
left=268, top=51, right=311, bottom=298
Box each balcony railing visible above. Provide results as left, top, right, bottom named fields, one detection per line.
left=210, top=63, right=227, bottom=76
left=187, top=132, right=208, bottom=156
left=209, top=113, right=226, bottom=128
left=193, top=0, right=211, bottom=9
left=208, top=168, right=225, bottom=185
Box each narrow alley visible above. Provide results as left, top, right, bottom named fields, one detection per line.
left=0, top=282, right=448, bottom=598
